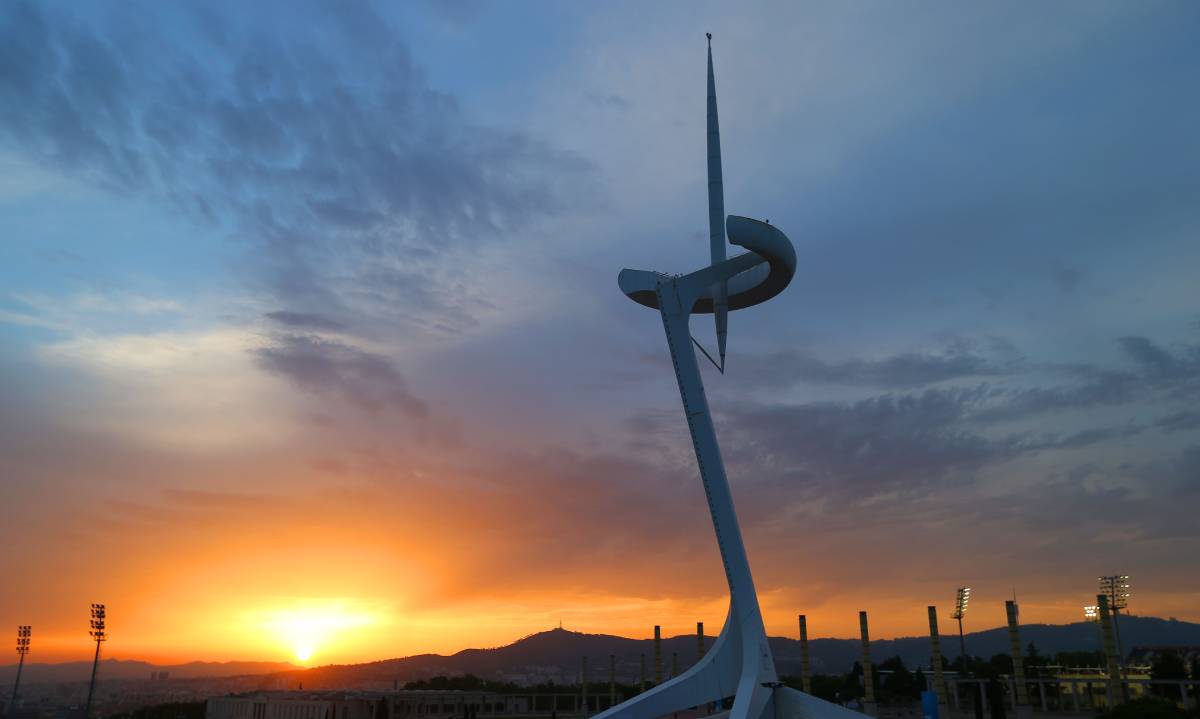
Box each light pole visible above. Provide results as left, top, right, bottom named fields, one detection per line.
left=9, top=626, right=31, bottom=719
left=951, top=587, right=971, bottom=675
left=1084, top=605, right=1102, bottom=661
left=1098, top=576, right=1129, bottom=666
left=84, top=604, right=106, bottom=719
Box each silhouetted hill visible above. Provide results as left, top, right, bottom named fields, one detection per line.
left=278, top=615, right=1200, bottom=688
left=7, top=616, right=1196, bottom=690
left=0, top=658, right=299, bottom=685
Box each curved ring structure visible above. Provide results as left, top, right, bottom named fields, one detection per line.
left=618, top=216, right=796, bottom=313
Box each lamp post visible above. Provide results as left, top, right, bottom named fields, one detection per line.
left=1098, top=577, right=1129, bottom=666
left=951, top=587, right=971, bottom=675
left=84, top=604, right=106, bottom=719
left=10, top=626, right=31, bottom=719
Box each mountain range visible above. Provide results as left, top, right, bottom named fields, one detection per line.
left=285, top=615, right=1200, bottom=687
left=4, top=615, right=1198, bottom=689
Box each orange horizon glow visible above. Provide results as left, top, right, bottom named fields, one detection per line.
left=9, top=586, right=1199, bottom=666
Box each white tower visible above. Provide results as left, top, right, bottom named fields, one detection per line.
left=597, top=37, right=862, bottom=719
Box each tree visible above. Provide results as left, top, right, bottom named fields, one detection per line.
left=1152, top=650, right=1188, bottom=680
left=1150, top=649, right=1189, bottom=702
left=1098, top=695, right=1190, bottom=719
left=1056, top=650, right=1104, bottom=668
left=878, top=656, right=919, bottom=702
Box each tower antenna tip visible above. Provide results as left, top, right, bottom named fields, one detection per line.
left=706, top=32, right=712, bottom=42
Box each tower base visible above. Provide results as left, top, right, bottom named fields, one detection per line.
left=592, top=605, right=866, bottom=719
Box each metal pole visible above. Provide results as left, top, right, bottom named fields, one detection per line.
left=84, top=637, right=102, bottom=719
left=1111, top=607, right=1125, bottom=667
left=957, top=616, right=968, bottom=674
left=1097, top=595, right=1122, bottom=708
left=9, top=651, right=26, bottom=719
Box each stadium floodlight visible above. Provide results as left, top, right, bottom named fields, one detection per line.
left=952, top=587, right=971, bottom=620
left=11, top=626, right=32, bottom=718
left=1084, top=605, right=1103, bottom=656
left=85, top=604, right=107, bottom=719
left=1099, top=576, right=1130, bottom=610
left=89, top=603, right=107, bottom=642
left=1098, top=577, right=1129, bottom=666
left=15, top=625, right=31, bottom=654
left=949, top=587, right=971, bottom=675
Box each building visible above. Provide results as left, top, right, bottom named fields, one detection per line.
left=207, top=691, right=521, bottom=719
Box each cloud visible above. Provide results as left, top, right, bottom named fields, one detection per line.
left=1118, top=335, right=1200, bottom=386
left=0, top=1, right=590, bottom=338
left=733, top=342, right=1008, bottom=390
left=1156, top=410, right=1200, bottom=434
left=264, top=311, right=346, bottom=332
left=255, top=334, right=428, bottom=419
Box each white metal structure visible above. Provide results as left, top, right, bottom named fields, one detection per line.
left=598, top=37, right=862, bottom=719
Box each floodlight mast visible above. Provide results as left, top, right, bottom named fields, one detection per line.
left=10, top=626, right=31, bottom=719
left=1084, top=605, right=1103, bottom=653
left=951, top=587, right=970, bottom=675
left=1099, top=576, right=1129, bottom=666
left=601, top=37, right=859, bottom=719
left=85, top=604, right=107, bottom=719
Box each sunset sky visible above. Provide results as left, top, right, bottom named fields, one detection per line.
left=2, top=1, right=1200, bottom=667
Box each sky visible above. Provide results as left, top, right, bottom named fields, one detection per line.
left=2, top=0, right=1199, bottom=667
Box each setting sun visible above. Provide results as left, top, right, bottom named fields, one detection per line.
left=257, top=601, right=380, bottom=665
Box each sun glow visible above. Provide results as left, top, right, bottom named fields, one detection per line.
left=258, top=601, right=379, bottom=665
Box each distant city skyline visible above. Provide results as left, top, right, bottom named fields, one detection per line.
left=2, top=1, right=1200, bottom=665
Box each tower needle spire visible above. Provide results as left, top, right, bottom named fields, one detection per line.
left=707, top=34, right=728, bottom=370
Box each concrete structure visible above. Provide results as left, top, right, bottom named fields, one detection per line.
left=596, top=34, right=861, bottom=719
left=797, top=616, right=811, bottom=695
left=1005, top=601, right=1032, bottom=718
left=925, top=607, right=948, bottom=714
left=858, top=612, right=876, bottom=716
left=1098, top=595, right=1123, bottom=707
left=653, top=626, right=662, bottom=685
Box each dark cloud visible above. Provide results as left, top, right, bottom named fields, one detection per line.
left=1029, top=424, right=1144, bottom=451
left=0, top=1, right=589, bottom=336
left=256, top=334, right=428, bottom=418
left=1051, top=262, right=1083, bottom=293
left=734, top=344, right=1006, bottom=390
left=264, top=311, right=345, bottom=332
left=1155, top=410, right=1200, bottom=434
left=712, top=387, right=1015, bottom=500
left=625, top=332, right=1198, bottom=506
left=1118, top=335, right=1200, bottom=385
